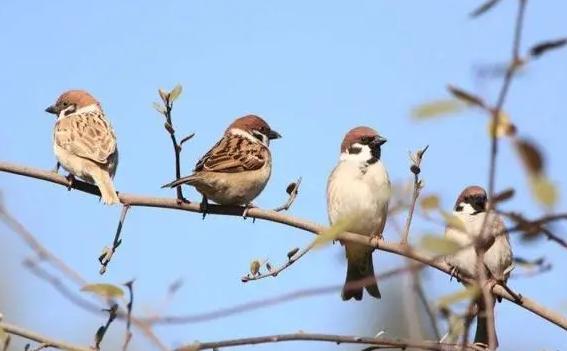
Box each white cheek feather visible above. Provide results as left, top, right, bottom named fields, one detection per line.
left=57, top=104, right=100, bottom=120
left=339, top=143, right=372, bottom=163
left=229, top=128, right=267, bottom=146
left=458, top=202, right=477, bottom=216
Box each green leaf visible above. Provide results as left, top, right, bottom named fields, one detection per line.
left=441, top=211, right=466, bottom=232
left=169, top=84, right=183, bottom=102
left=437, top=287, right=480, bottom=308
left=420, top=234, right=461, bottom=255
left=411, top=99, right=464, bottom=119
left=313, top=217, right=357, bottom=249
left=530, top=175, right=558, bottom=208
left=81, top=283, right=124, bottom=298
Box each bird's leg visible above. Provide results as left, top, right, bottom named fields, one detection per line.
left=52, top=162, right=61, bottom=174
left=65, top=173, right=75, bottom=191
left=200, top=195, right=209, bottom=220
left=242, top=203, right=256, bottom=221
left=449, top=265, right=461, bottom=282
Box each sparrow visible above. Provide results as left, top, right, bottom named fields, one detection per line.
left=45, top=90, right=120, bottom=205
left=162, top=115, right=281, bottom=214
left=327, top=126, right=391, bottom=301
left=444, top=185, right=514, bottom=347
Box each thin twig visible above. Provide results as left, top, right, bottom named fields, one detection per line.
left=93, top=303, right=118, bottom=350
left=273, top=177, right=302, bottom=212
left=401, top=145, right=428, bottom=245
left=242, top=240, right=314, bottom=282
left=0, top=322, right=91, bottom=351
left=123, top=280, right=135, bottom=351
left=99, top=205, right=131, bottom=274
left=174, top=332, right=482, bottom=351
left=487, top=0, right=527, bottom=199
left=0, top=202, right=167, bottom=351
left=1, top=161, right=567, bottom=331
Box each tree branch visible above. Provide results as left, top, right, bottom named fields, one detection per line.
left=1, top=161, right=566, bottom=331
left=174, top=332, right=482, bottom=351
left=0, top=322, right=91, bottom=351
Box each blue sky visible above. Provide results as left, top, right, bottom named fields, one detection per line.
left=1, top=1, right=566, bottom=350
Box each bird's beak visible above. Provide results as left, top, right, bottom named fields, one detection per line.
left=268, top=129, right=282, bottom=140
left=373, top=135, right=387, bottom=146
left=45, top=105, right=57, bottom=115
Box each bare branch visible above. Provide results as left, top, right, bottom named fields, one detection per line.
left=93, top=303, right=118, bottom=350
left=0, top=322, right=91, bottom=351
left=273, top=177, right=302, bottom=212
left=123, top=280, right=135, bottom=351
left=401, top=145, right=428, bottom=244
left=174, top=332, right=482, bottom=351
left=242, top=240, right=314, bottom=282
left=99, top=205, right=131, bottom=274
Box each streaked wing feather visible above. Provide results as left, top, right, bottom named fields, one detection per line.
left=55, top=112, right=116, bottom=164
left=194, top=134, right=266, bottom=173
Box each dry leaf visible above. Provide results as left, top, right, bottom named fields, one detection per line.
left=169, top=84, right=183, bottom=102
left=447, top=85, right=485, bottom=108
left=514, top=139, right=544, bottom=174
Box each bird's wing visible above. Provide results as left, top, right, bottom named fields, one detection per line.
left=194, top=134, right=267, bottom=173
left=54, top=112, right=117, bottom=164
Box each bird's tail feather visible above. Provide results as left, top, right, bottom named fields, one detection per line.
left=342, top=244, right=381, bottom=301
left=91, top=168, right=119, bottom=205
left=161, top=175, right=196, bottom=189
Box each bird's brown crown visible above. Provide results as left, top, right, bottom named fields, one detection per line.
left=454, top=185, right=487, bottom=210
left=226, top=115, right=270, bottom=134
left=53, top=90, right=99, bottom=109
left=340, top=126, right=380, bottom=153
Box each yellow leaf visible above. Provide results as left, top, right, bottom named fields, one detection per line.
left=81, top=283, right=124, bottom=298
left=411, top=99, right=464, bottom=119
left=487, top=111, right=516, bottom=138
left=437, top=287, right=480, bottom=308
left=441, top=211, right=466, bottom=232
left=420, top=195, right=440, bottom=210
left=314, top=217, right=357, bottom=249
left=420, top=234, right=461, bottom=255
left=169, top=84, right=183, bottom=102
left=530, top=175, right=558, bottom=207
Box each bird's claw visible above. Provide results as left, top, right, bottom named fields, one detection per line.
left=52, top=162, right=61, bottom=174
left=65, top=173, right=75, bottom=191
left=449, top=266, right=461, bottom=282
left=200, top=196, right=209, bottom=220
left=242, top=203, right=256, bottom=222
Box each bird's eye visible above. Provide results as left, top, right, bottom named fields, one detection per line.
left=360, top=136, right=373, bottom=144
left=62, top=102, right=68, bottom=107
left=252, top=131, right=264, bottom=142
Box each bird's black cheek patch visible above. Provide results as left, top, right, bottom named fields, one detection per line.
left=455, top=205, right=464, bottom=212
left=348, top=146, right=362, bottom=154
